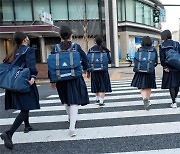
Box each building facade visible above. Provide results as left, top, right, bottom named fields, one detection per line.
left=0, top=0, right=163, bottom=77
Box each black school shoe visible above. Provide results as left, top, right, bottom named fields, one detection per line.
left=0, top=132, right=13, bottom=150
left=96, top=100, right=100, bottom=103
left=24, top=126, right=33, bottom=133
left=99, top=103, right=105, bottom=107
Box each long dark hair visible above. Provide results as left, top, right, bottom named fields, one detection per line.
left=59, top=26, right=73, bottom=50
left=161, top=30, right=172, bottom=41
left=4, top=31, right=27, bottom=63
left=94, top=35, right=109, bottom=52
left=94, top=35, right=103, bottom=45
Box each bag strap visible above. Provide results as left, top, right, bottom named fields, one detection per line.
left=138, top=47, right=153, bottom=52
left=55, top=43, right=77, bottom=79
left=9, top=47, right=29, bottom=69
left=55, top=42, right=76, bottom=53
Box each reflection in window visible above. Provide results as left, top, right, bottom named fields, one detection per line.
left=14, top=0, right=32, bottom=21
left=51, top=0, right=68, bottom=20
left=101, top=0, right=105, bottom=20
left=118, top=0, right=125, bottom=21
left=2, top=0, right=14, bottom=21
left=136, top=1, right=143, bottom=23
left=86, top=0, right=99, bottom=19
left=126, top=0, right=135, bottom=22
left=144, top=5, right=151, bottom=25
left=150, top=8, right=154, bottom=26
left=33, top=0, right=50, bottom=20
left=68, top=0, right=85, bottom=20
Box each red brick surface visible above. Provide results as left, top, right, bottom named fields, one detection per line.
left=36, top=63, right=48, bottom=79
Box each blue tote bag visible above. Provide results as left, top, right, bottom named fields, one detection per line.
left=0, top=47, right=31, bottom=93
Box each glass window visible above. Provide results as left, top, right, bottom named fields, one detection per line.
left=51, top=0, right=68, bottom=20
left=68, top=0, right=85, bottom=20
left=125, top=0, right=135, bottom=22
left=118, top=0, right=125, bottom=21
left=14, top=0, right=32, bottom=21
left=86, top=0, right=99, bottom=19
left=118, top=0, right=122, bottom=21
left=2, top=0, right=14, bottom=21
left=150, top=8, right=154, bottom=26
left=101, top=0, right=105, bottom=20
left=121, top=0, right=125, bottom=21
left=144, top=5, right=151, bottom=25
left=136, top=1, right=143, bottom=23
left=33, top=0, right=50, bottom=20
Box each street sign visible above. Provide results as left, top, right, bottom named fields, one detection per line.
left=160, top=9, right=166, bottom=22
left=39, top=9, right=53, bottom=25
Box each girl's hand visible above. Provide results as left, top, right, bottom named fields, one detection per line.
left=50, top=83, right=56, bottom=89
left=28, top=78, right=35, bottom=85
left=164, top=68, right=169, bottom=72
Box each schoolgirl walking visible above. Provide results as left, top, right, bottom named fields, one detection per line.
left=0, top=31, right=40, bottom=150
left=159, top=30, right=180, bottom=108
left=48, top=26, right=89, bottom=137
left=87, top=36, right=112, bottom=106
left=131, top=36, right=158, bottom=110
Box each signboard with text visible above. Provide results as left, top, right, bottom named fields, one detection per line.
left=39, top=9, right=53, bottom=25
left=160, top=9, right=166, bottom=22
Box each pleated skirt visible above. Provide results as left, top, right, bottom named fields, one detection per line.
left=161, top=70, right=180, bottom=89
left=5, top=83, right=40, bottom=110
left=56, top=76, right=89, bottom=106
left=91, top=70, right=112, bottom=93
left=131, top=72, right=156, bottom=89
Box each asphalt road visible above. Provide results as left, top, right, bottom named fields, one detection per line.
left=0, top=72, right=180, bottom=154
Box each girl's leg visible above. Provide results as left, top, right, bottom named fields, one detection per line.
left=141, top=89, right=150, bottom=110
left=65, top=104, right=70, bottom=122
left=169, top=88, right=176, bottom=103
left=95, top=93, right=99, bottom=102
left=23, top=111, right=33, bottom=133
left=99, top=92, right=105, bottom=106
left=146, top=89, right=151, bottom=100
left=175, top=87, right=179, bottom=98
left=8, top=110, right=29, bottom=137
left=169, top=88, right=178, bottom=108
left=1, top=110, right=29, bottom=149
left=69, top=105, right=78, bottom=137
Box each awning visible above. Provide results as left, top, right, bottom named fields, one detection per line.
left=0, top=25, right=60, bottom=38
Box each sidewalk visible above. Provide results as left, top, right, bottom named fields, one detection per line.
left=36, top=62, right=163, bottom=84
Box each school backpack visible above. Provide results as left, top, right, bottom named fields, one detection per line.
left=161, top=41, right=180, bottom=71
left=133, top=47, right=156, bottom=73
left=47, top=43, right=82, bottom=82
left=87, top=47, right=108, bottom=72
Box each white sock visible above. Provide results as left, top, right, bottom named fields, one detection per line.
left=64, top=105, right=70, bottom=118
left=99, top=97, right=104, bottom=104
left=69, top=105, right=78, bottom=131
left=96, top=96, right=99, bottom=101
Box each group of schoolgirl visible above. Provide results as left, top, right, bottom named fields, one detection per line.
left=0, top=26, right=180, bottom=150
left=132, top=30, right=180, bottom=110
left=0, top=26, right=112, bottom=150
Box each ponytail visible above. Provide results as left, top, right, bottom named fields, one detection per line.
left=4, top=44, right=20, bottom=63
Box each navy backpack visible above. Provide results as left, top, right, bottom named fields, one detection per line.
left=133, top=47, right=156, bottom=73
left=47, top=43, right=82, bottom=82
left=161, top=42, right=180, bottom=71
left=87, top=47, right=108, bottom=72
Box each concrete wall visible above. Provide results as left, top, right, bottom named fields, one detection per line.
left=118, top=31, right=161, bottom=59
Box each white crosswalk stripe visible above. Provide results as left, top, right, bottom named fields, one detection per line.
left=0, top=80, right=179, bottom=153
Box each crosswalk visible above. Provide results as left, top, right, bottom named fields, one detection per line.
left=0, top=79, right=180, bottom=153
